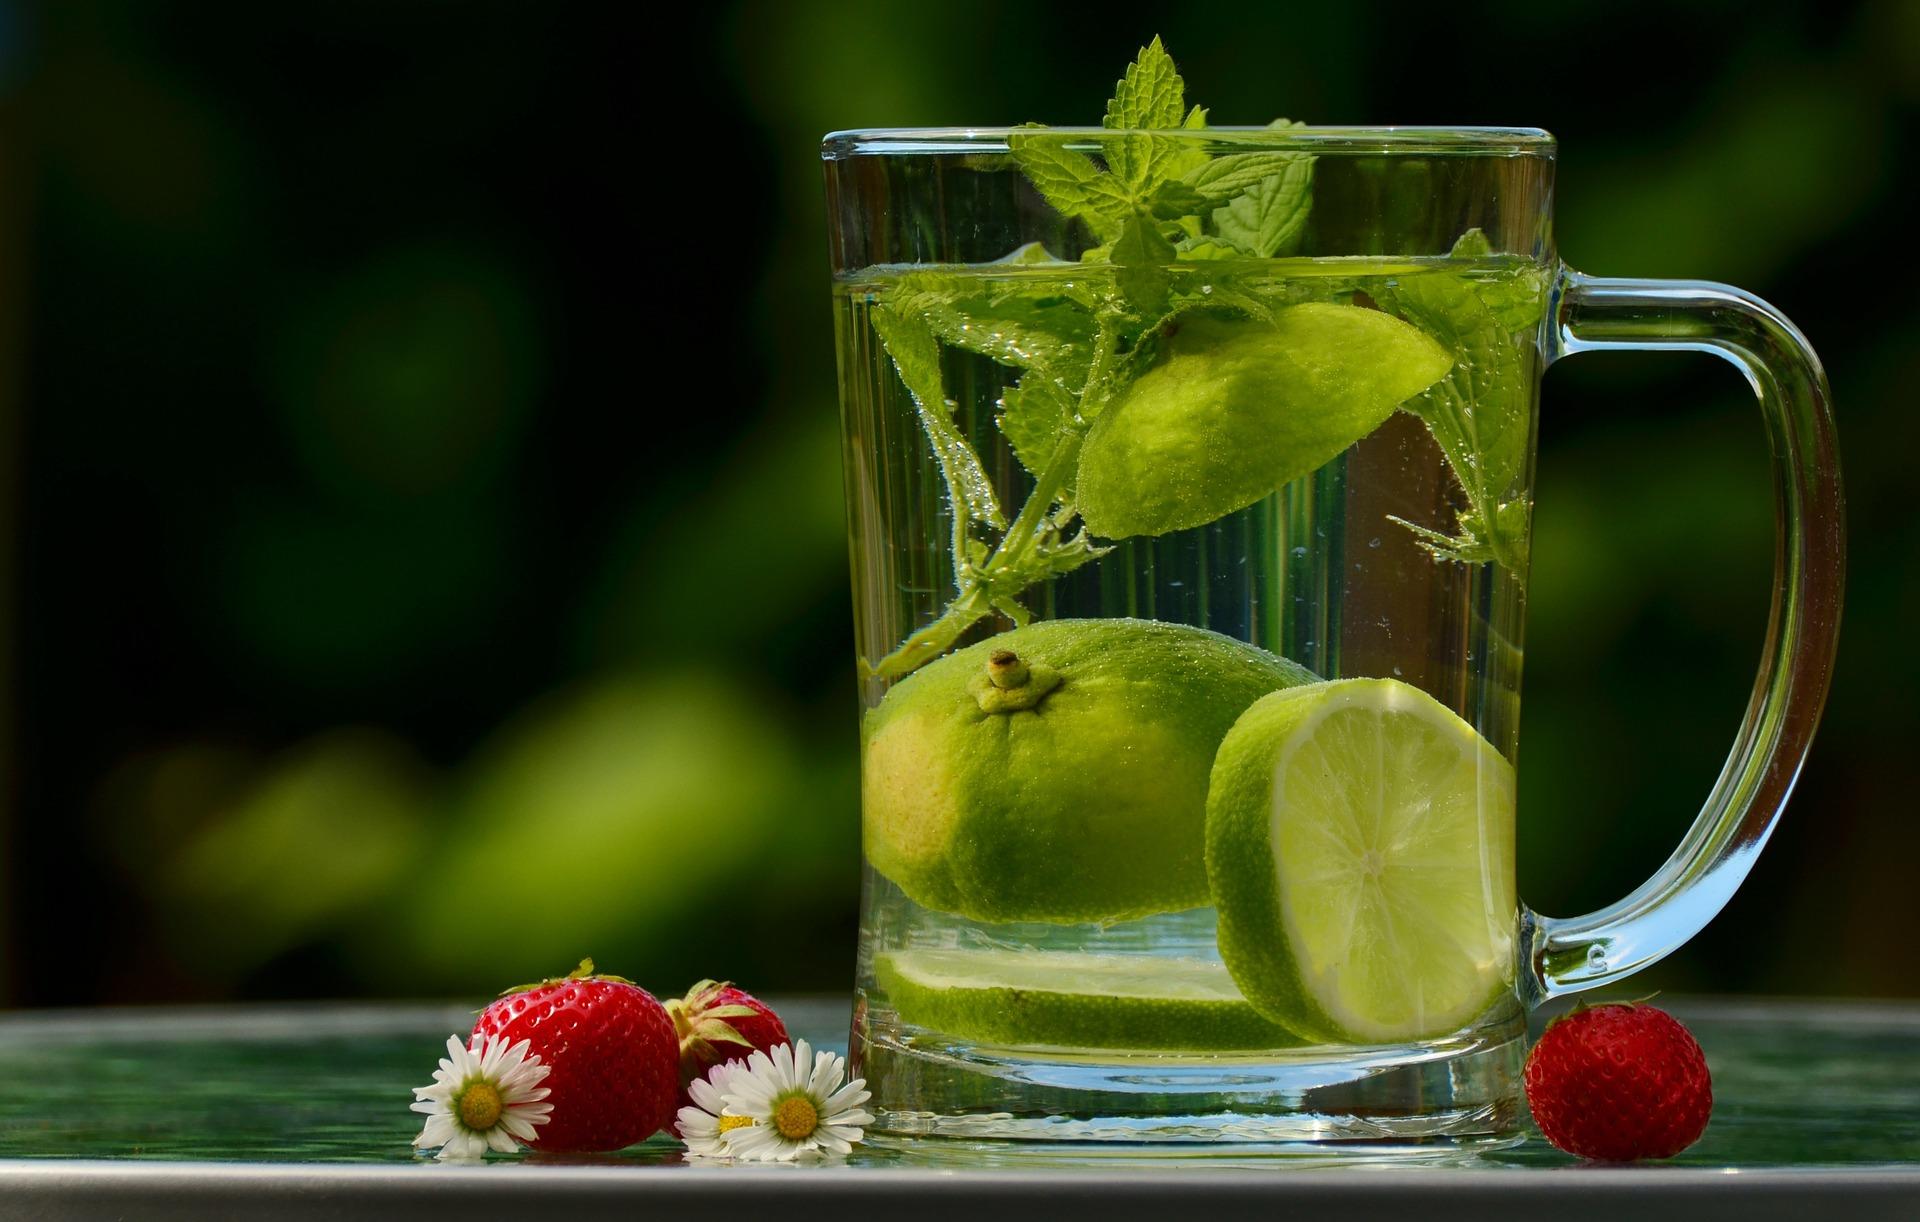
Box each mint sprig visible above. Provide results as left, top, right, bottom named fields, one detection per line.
left=1380, top=229, right=1541, bottom=571
left=868, top=39, right=1549, bottom=681
left=868, top=38, right=1331, bottom=680
left=868, top=308, right=1005, bottom=534
left=1007, top=40, right=1307, bottom=268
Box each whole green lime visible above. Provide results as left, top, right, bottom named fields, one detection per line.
left=862, top=618, right=1315, bottom=924
left=1076, top=304, right=1453, bottom=539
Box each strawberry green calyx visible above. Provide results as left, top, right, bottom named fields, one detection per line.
left=667, top=980, right=790, bottom=1095
left=1542, top=992, right=1662, bottom=1033
left=496, top=957, right=637, bottom=997
left=667, top=980, right=759, bottom=1075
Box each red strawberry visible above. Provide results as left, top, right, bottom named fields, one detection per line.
left=473, top=959, right=679, bottom=1152
left=1523, top=1001, right=1712, bottom=1161
left=666, top=979, right=790, bottom=1105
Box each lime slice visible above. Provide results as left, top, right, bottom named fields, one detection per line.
left=1206, top=679, right=1516, bottom=1044
left=875, top=948, right=1306, bottom=1052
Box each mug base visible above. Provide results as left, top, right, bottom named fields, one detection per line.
left=850, top=995, right=1527, bottom=1149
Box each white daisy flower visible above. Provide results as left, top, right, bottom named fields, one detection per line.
left=676, top=1060, right=756, bottom=1160
left=719, top=1040, right=874, bottom=1162
left=410, top=1034, right=554, bottom=1161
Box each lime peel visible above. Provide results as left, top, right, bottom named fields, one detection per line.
left=862, top=618, right=1316, bottom=924
left=1076, top=305, right=1454, bottom=539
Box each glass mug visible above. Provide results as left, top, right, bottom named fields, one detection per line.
left=822, top=127, right=1841, bottom=1147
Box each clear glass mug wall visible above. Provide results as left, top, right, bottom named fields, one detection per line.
left=823, top=128, right=1841, bottom=1146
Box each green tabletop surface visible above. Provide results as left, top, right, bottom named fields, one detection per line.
left=0, top=996, right=1915, bottom=1220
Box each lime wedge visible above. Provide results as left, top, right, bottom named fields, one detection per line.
left=1075, top=305, right=1454, bottom=539
left=1206, top=679, right=1516, bottom=1044
left=875, top=948, right=1305, bottom=1052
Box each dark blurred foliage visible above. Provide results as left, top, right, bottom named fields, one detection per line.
left=0, top=0, right=1913, bottom=1005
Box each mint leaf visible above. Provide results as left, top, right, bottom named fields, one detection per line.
left=1449, top=228, right=1495, bottom=259
left=1183, top=151, right=1309, bottom=203
left=992, top=241, right=1064, bottom=265
left=1381, top=273, right=1530, bottom=571
left=1446, top=228, right=1549, bottom=335
left=1104, top=36, right=1187, bottom=130
left=890, top=272, right=1098, bottom=389
left=1147, top=179, right=1210, bottom=219
left=1174, top=235, right=1244, bottom=260
left=1110, top=211, right=1176, bottom=264
left=1008, top=129, right=1131, bottom=237
left=1109, top=213, right=1177, bottom=315
left=870, top=306, right=1006, bottom=531
left=1157, top=102, right=1215, bottom=184
left=997, top=374, right=1077, bottom=484
left=1103, top=37, right=1188, bottom=194
left=1031, top=517, right=1111, bottom=576
left=1213, top=155, right=1313, bottom=257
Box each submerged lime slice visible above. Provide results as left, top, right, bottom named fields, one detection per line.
left=1206, top=679, right=1516, bottom=1044
left=875, top=948, right=1306, bottom=1052
left=1075, top=305, right=1453, bottom=539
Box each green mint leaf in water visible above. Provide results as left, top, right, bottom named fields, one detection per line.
left=1147, top=179, right=1211, bottom=220
left=1446, top=228, right=1550, bottom=335
left=1174, top=234, right=1246, bottom=260
left=869, top=306, right=1006, bottom=532
left=1381, top=271, right=1533, bottom=571
left=1448, top=228, right=1495, bottom=258
left=1158, top=101, right=1216, bottom=184
left=992, top=240, right=1064, bottom=265
left=888, top=271, right=1097, bottom=390
left=1109, top=212, right=1178, bottom=315
left=1182, top=150, right=1307, bottom=204
left=997, top=375, right=1078, bottom=486
left=1031, top=521, right=1111, bottom=577
left=1212, top=154, right=1314, bottom=257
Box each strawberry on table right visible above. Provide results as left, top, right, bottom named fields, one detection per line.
left=1523, top=1001, right=1714, bottom=1161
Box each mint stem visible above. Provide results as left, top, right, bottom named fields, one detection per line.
left=867, top=587, right=992, bottom=682
left=864, top=301, right=1129, bottom=683
left=867, top=425, right=1095, bottom=683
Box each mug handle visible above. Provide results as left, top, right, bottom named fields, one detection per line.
left=1521, top=270, right=1845, bottom=1002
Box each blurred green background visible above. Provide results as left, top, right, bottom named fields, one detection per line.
left=0, top=0, right=1913, bottom=1006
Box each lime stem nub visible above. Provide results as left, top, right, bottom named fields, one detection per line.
left=987, top=650, right=1030, bottom=689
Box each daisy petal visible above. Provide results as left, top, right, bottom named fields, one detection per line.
left=808, top=1051, right=841, bottom=1100
left=688, top=1076, right=729, bottom=1113
left=484, top=1125, right=521, bottom=1155
left=823, top=1078, right=869, bottom=1111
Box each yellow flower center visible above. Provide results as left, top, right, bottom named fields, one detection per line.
left=458, top=1080, right=504, bottom=1132
left=773, top=1095, right=820, bottom=1139
left=718, top=1114, right=756, bottom=1134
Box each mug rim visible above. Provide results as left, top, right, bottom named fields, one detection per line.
left=822, top=126, right=1556, bottom=159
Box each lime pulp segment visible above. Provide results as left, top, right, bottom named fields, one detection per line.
left=1206, top=679, right=1517, bottom=1045
left=875, top=948, right=1307, bottom=1052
